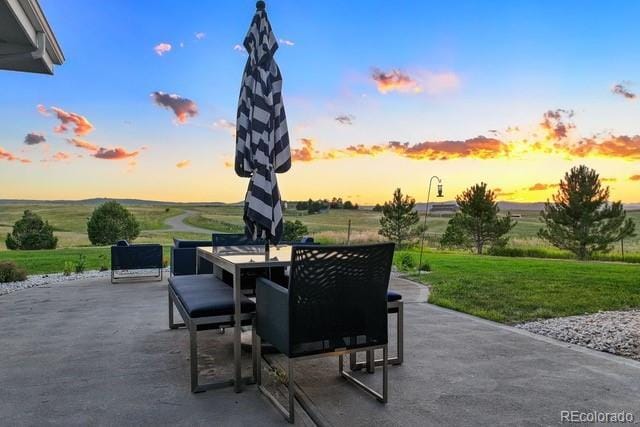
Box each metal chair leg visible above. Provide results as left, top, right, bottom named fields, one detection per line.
left=252, top=319, right=258, bottom=383
left=382, top=345, right=388, bottom=403
left=190, top=327, right=199, bottom=393
left=396, top=301, right=404, bottom=366
left=256, top=335, right=262, bottom=386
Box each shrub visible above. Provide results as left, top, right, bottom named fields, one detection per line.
left=87, top=201, right=140, bottom=245
left=98, top=254, right=108, bottom=272
left=63, top=261, right=73, bottom=276
left=5, top=210, right=58, bottom=250
left=74, top=254, right=87, bottom=274
left=419, top=261, right=431, bottom=272
left=0, top=261, right=27, bottom=283
left=399, top=253, right=415, bottom=271
left=283, top=220, right=308, bottom=242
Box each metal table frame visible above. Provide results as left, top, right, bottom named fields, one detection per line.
left=196, top=245, right=292, bottom=393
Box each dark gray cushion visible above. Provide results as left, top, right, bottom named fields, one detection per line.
left=116, top=240, right=129, bottom=247
left=387, top=291, right=402, bottom=302
left=173, top=239, right=212, bottom=249
left=169, top=275, right=255, bottom=318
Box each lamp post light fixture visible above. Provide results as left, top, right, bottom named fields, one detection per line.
left=418, top=176, right=443, bottom=277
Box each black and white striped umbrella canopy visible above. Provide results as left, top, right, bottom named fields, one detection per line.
left=235, top=1, right=291, bottom=244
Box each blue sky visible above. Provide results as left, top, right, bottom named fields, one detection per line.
left=1, top=0, right=639, bottom=202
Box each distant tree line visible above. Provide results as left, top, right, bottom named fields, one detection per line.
left=295, top=197, right=359, bottom=214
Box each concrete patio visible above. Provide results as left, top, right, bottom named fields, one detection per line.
left=1, top=274, right=639, bottom=426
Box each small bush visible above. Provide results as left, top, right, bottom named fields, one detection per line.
left=419, top=262, right=431, bottom=272
left=5, top=210, right=58, bottom=250
left=63, top=261, right=73, bottom=276
left=0, top=261, right=27, bottom=283
left=399, top=253, right=415, bottom=271
left=162, top=258, right=169, bottom=268
left=74, top=254, right=87, bottom=274
left=283, top=220, right=308, bottom=242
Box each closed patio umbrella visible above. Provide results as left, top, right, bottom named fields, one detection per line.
left=235, top=1, right=291, bottom=247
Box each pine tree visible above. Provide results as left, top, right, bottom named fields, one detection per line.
left=539, top=165, right=636, bottom=260
left=378, top=188, right=419, bottom=248
left=440, top=183, right=515, bottom=254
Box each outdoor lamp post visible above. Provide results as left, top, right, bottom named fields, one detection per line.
left=418, top=176, right=443, bottom=276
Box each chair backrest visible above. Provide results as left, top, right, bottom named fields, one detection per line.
left=287, top=243, right=395, bottom=357
left=212, top=233, right=266, bottom=247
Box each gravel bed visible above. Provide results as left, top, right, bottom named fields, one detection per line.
left=0, top=269, right=168, bottom=296
left=516, top=310, right=640, bottom=361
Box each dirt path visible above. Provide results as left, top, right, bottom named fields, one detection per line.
left=162, top=210, right=211, bottom=234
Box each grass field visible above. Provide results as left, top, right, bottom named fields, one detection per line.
left=0, top=204, right=184, bottom=250
left=397, top=249, right=640, bottom=324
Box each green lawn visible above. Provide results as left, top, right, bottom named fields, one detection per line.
left=0, top=246, right=172, bottom=275
left=398, top=249, right=640, bottom=324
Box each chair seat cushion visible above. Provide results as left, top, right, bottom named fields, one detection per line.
left=169, top=275, right=255, bottom=318
left=387, top=291, right=402, bottom=302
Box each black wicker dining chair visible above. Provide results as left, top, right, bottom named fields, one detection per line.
left=255, top=243, right=395, bottom=423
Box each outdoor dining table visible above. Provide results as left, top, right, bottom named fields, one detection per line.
left=196, top=244, right=292, bottom=392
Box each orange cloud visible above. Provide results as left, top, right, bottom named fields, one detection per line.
left=630, top=174, right=640, bottom=181
left=292, top=138, right=317, bottom=162
left=528, top=183, right=557, bottom=191
left=371, top=69, right=421, bottom=94
left=53, top=152, right=71, bottom=161
left=612, top=82, right=636, bottom=100
left=94, top=147, right=139, bottom=160
left=151, top=92, right=198, bottom=124
left=563, top=135, right=640, bottom=160
left=176, top=160, right=191, bottom=168
left=154, top=43, right=172, bottom=56
left=67, top=138, right=98, bottom=152
left=0, top=147, right=31, bottom=163
left=47, top=107, right=94, bottom=136
left=540, top=109, right=574, bottom=140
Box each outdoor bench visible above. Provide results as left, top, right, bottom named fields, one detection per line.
left=168, top=274, right=256, bottom=392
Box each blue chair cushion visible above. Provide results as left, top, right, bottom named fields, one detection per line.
left=169, top=275, right=256, bottom=318
left=387, top=291, right=402, bottom=302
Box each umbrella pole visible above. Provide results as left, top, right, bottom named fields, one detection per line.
left=265, top=239, right=271, bottom=279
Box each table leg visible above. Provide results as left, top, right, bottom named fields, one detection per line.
left=195, top=252, right=200, bottom=275
left=233, top=265, right=242, bottom=393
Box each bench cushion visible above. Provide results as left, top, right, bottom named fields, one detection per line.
left=169, top=275, right=256, bottom=318
left=387, top=291, right=402, bottom=302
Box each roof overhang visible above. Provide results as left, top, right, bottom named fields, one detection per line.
left=0, top=0, right=64, bottom=74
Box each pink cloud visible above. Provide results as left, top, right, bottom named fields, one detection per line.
left=47, top=106, right=95, bottom=136
left=0, top=147, right=31, bottom=163
left=154, top=43, right=172, bottom=56
left=151, top=91, right=198, bottom=124
left=94, top=147, right=139, bottom=160
left=67, top=138, right=98, bottom=152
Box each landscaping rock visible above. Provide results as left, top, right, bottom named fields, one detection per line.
left=0, top=269, right=169, bottom=296
left=516, top=310, right=640, bottom=361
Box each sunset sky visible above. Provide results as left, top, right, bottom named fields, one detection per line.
left=1, top=0, right=639, bottom=204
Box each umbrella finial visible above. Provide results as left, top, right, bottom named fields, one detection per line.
left=256, top=1, right=265, bottom=11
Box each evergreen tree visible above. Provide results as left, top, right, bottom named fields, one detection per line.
left=440, top=183, right=515, bottom=254
left=539, top=165, right=636, bottom=260
left=87, top=201, right=140, bottom=245
left=378, top=188, right=419, bottom=248
left=5, top=210, right=58, bottom=250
